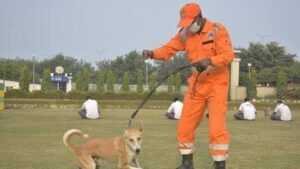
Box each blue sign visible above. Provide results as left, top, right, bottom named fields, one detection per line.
left=51, top=76, right=68, bottom=82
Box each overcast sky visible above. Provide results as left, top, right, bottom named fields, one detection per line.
left=0, top=0, right=299, bottom=64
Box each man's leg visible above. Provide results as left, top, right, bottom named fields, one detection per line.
left=208, top=85, right=229, bottom=169
left=97, top=109, right=101, bottom=119
left=165, top=112, right=175, bottom=119
left=79, top=110, right=87, bottom=119
left=270, top=115, right=281, bottom=121
left=234, top=112, right=244, bottom=120
left=176, top=92, right=206, bottom=169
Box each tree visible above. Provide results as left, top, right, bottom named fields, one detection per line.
left=75, top=71, right=83, bottom=91
left=258, top=68, right=277, bottom=86
left=276, top=69, right=287, bottom=98
left=97, top=71, right=105, bottom=93
left=137, top=71, right=144, bottom=93
left=239, top=72, right=249, bottom=86
left=155, top=52, right=190, bottom=85
left=290, top=61, right=300, bottom=84
left=19, top=66, right=30, bottom=92
left=149, top=73, right=156, bottom=91
left=81, top=68, right=90, bottom=91
left=39, top=53, right=93, bottom=80
left=122, top=72, right=130, bottom=92
left=100, top=50, right=152, bottom=84
left=167, top=74, right=174, bottom=93
left=174, top=73, right=182, bottom=93
left=41, top=69, right=52, bottom=91
left=238, top=42, right=296, bottom=85
left=0, top=59, right=26, bottom=81
left=107, top=70, right=114, bottom=92
left=247, top=69, right=257, bottom=98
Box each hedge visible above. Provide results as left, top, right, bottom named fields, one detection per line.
left=5, top=90, right=184, bottom=101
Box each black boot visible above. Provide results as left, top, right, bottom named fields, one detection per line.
left=213, top=161, right=226, bottom=169
left=176, top=154, right=194, bottom=169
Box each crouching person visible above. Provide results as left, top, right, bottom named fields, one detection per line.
left=271, top=100, right=292, bottom=121
left=79, top=96, right=101, bottom=120
left=165, top=97, right=183, bottom=120
left=234, top=98, right=256, bottom=121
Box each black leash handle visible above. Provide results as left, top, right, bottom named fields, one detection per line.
left=126, top=62, right=198, bottom=128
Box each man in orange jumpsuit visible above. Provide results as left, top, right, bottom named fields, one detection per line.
left=143, top=2, right=234, bottom=169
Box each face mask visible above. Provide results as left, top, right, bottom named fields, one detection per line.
left=188, top=18, right=201, bottom=33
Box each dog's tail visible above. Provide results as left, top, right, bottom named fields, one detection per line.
left=63, top=129, right=89, bottom=153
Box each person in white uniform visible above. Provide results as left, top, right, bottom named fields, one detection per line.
left=165, top=97, right=183, bottom=120
left=79, top=96, right=100, bottom=119
left=271, top=100, right=292, bottom=121
left=234, top=98, right=256, bottom=120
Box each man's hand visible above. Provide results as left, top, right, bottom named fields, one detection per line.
left=195, top=58, right=212, bottom=72
left=142, top=50, right=153, bottom=59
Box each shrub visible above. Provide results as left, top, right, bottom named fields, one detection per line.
left=5, top=90, right=184, bottom=101
left=5, top=89, right=28, bottom=98
left=65, top=90, right=87, bottom=100
left=29, top=90, right=64, bottom=99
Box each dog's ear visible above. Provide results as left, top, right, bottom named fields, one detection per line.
left=139, top=122, right=144, bottom=132
left=124, top=129, right=129, bottom=137
left=125, top=119, right=132, bottom=129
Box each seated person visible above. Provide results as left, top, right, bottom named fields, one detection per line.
left=234, top=97, right=256, bottom=120
left=79, top=96, right=100, bottom=119
left=165, top=97, right=183, bottom=120
left=271, top=100, right=292, bottom=121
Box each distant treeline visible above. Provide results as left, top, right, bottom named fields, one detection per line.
left=1, top=41, right=299, bottom=88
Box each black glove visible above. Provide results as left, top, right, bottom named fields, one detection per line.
left=195, top=58, right=212, bottom=72
left=142, top=50, right=153, bottom=59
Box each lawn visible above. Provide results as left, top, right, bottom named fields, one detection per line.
left=0, top=107, right=299, bottom=169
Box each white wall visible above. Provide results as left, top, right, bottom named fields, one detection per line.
left=0, top=79, right=19, bottom=91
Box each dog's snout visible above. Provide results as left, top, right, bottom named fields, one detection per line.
left=135, top=148, right=141, bottom=153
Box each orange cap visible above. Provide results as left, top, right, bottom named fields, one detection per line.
left=177, top=3, right=201, bottom=28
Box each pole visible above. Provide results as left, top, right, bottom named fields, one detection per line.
left=256, top=34, right=269, bottom=45
left=3, top=61, right=5, bottom=91
left=145, top=60, right=148, bottom=86
left=247, top=63, right=252, bottom=79
left=248, top=66, right=250, bottom=79
left=32, top=54, right=36, bottom=92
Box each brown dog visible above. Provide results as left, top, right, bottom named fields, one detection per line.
left=264, top=107, right=272, bottom=118
left=63, top=124, right=143, bottom=169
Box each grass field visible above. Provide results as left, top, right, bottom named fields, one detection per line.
left=0, top=107, right=299, bottom=169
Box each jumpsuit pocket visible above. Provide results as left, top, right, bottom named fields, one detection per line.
left=185, top=45, right=196, bottom=56
left=202, top=42, right=215, bottom=56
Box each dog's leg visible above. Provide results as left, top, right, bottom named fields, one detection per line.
left=93, top=156, right=101, bottom=169
left=77, top=156, right=96, bottom=169
left=119, top=155, right=132, bottom=169
left=132, top=157, right=142, bottom=169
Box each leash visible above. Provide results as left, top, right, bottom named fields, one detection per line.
left=126, top=61, right=201, bottom=128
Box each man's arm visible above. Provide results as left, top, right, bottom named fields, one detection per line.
left=273, top=105, right=279, bottom=115
left=167, top=103, right=174, bottom=113
left=81, top=103, right=86, bottom=111
left=144, top=32, right=185, bottom=60
left=238, top=104, right=243, bottom=114
left=210, top=24, right=234, bottom=67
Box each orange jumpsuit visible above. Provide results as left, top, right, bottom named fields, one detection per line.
left=152, top=19, right=234, bottom=161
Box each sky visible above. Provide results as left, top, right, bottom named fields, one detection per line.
left=0, top=0, right=299, bottom=65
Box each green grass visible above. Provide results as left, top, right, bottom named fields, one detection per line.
left=0, top=107, right=299, bottom=169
